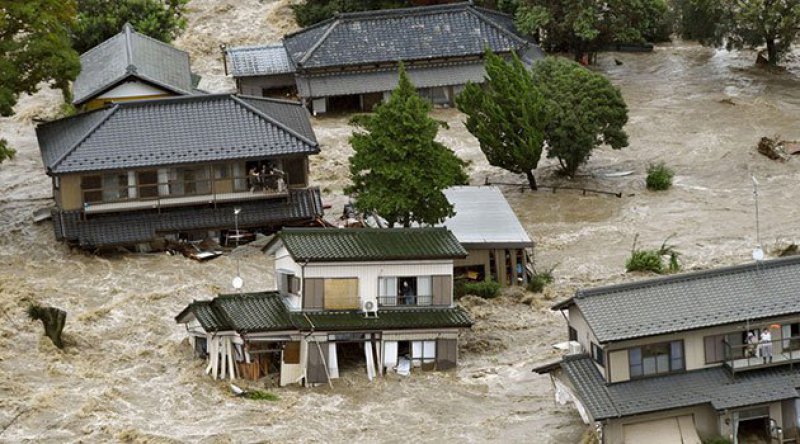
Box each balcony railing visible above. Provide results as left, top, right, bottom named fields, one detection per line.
left=377, top=295, right=433, bottom=308
left=81, top=173, right=288, bottom=214
left=723, top=336, right=800, bottom=376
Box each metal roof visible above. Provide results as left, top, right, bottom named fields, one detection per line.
left=37, top=94, right=318, bottom=174
left=440, top=186, right=532, bottom=249
left=52, top=188, right=324, bottom=247
left=73, top=23, right=193, bottom=105
left=176, top=292, right=473, bottom=333
left=296, top=61, right=486, bottom=98
left=554, top=256, right=800, bottom=344
left=227, top=44, right=295, bottom=77
left=268, top=227, right=468, bottom=263
left=283, top=2, right=539, bottom=69
left=541, top=355, right=800, bottom=421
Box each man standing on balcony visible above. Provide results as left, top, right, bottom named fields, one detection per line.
left=761, top=328, right=773, bottom=364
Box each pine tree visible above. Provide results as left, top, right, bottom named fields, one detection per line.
left=456, top=51, right=549, bottom=190
left=346, top=65, right=468, bottom=227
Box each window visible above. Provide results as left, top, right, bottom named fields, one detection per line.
left=704, top=332, right=747, bottom=364
left=629, top=340, right=684, bottom=378
left=81, top=175, right=103, bottom=203
left=102, top=174, right=129, bottom=202
left=378, top=276, right=433, bottom=306
left=568, top=327, right=578, bottom=342
left=592, top=343, right=604, bottom=368
left=783, top=323, right=800, bottom=351
left=137, top=170, right=159, bottom=198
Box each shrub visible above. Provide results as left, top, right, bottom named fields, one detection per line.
left=244, top=390, right=279, bottom=401
left=646, top=162, right=674, bottom=191
left=527, top=267, right=555, bottom=293
left=462, top=280, right=502, bottom=299
left=625, top=234, right=681, bottom=274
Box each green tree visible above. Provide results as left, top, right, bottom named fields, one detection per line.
left=0, top=0, right=80, bottom=164
left=456, top=51, right=549, bottom=190
left=531, top=57, right=628, bottom=177
left=676, top=0, right=800, bottom=65
left=72, top=0, right=188, bottom=54
left=291, top=0, right=411, bottom=27
left=346, top=65, right=468, bottom=227
left=515, top=0, right=668, bottom=62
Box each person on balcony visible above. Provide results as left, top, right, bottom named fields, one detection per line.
left=761, top=328, right=773, bottom=364
left=745, top=331, right=757, bottom=359
left=248, top=167, right=260, bottom=192
left=400, top=281, right=414, bottom=305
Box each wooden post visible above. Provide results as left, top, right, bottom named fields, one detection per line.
left=227, top=338, right=236, bottom=380
left=211, top=337, right=219, bottom=380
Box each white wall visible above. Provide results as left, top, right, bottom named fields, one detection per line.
left=96, top=80, right=168, bottom=99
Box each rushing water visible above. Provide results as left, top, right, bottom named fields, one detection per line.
left=2, top=2, right=800, bottom=440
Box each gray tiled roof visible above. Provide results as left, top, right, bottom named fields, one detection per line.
left=549, top=355, right=800, bottom=421
left=37, top=94, right=319, bottom=174
left=440, top=186, right=533, bottom=249
left=555, top=256, right=800, bottom=343
left=176, top=291, right=473, bottom=333
left=227, top=44, right=295, bottom=76
left=270, top=227, right=468, bottom=263
left=52, top=188, right=324, bottom=247
left=296, top=61, right=486, bottom=98
left=73, top=23, right=193, bottom=105
left=283, top=3, right=538, bottom=69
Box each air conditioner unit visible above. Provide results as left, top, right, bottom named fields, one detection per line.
left=567, top=341, right=584, bottom=355
left=362, top=300, right=378, bottom=317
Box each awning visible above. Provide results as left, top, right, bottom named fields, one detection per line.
left=623, top=416, right=701, bottom=444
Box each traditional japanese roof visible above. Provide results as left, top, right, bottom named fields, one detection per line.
left=267, top=228, right=468, bottom=263
left=37, top=94, right=318, bottom=175
left=440, top=186, right=532, bottom=249
left=227, top=44, right=295, bottom=77
left=552, top=255, right=800, bottom=344
left=283, top=2, right=539, bottom=70
left=53, top=188, right=324, bottom=247
left=73, top=23, right=193, bottom=105
left=535, top=355, right=800, bottom=421
left=176, top=291, right=473, bottom=333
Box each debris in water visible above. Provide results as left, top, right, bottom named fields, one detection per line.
left=757, top=136, right=791, bottom=161
left=719, top=98, right=736, bottom=106
left=26, top=303, right=67, bottom=349
left=32, top=208, right=52, bottom=223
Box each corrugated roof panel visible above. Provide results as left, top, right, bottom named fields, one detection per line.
left=440, top=186, right=532, bottom=248
left=227, top=44, right=295, bottom=76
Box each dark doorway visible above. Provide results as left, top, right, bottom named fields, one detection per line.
left=737, top=417, right=769, bottom=444
left=328, top=94, right=361, bottom=112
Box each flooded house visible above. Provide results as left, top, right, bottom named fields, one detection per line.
left=36, top=94, right=323, bottom=249
left=224, top=2, right=544, bottom=114
left=441, top=186, right=533, bottom=286
left=72, top=23, right=198, bottom=111
left=175, top=228, right=473, bottom=386
left=535, top=255, right=800, bottom=444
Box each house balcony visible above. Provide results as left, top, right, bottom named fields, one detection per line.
left=377, top=295, right=434, bottom=308
left=723, top=336, right=800, bottom=376
left=81, top=173, right=288, bottom=215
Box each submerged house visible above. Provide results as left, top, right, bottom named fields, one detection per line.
left=36, top=94, right=322, bottom=248
left=535, top=256, right=800, bottom=444
left=441, top=186, right=533, bottom=286
left=225, top=2, right=543, bottom=114
left=73, top=23, right=197, bottom=111
left=176, top=228, right=473, bottom=386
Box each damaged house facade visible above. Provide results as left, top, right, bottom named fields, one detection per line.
left=535, top=256, right=800, bottom=444
left=175, top=228, right=473, bottom=386
left=225, top=2, right=543, bottom=114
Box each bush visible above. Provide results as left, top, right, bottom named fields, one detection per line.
left=244, top=390, right=279, bottom=401
left=461, top=280, right=502, bottom=299
left=625, top=234, right=681, bottom=274
left=527, top=267, right=555, bottom=293
left=646, top=162, right=674, bottom=191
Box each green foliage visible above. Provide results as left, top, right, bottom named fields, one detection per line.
left=461, top=280, right=502, bottom=299
left=702, top=437, right=731, bottom=444
left=527, top=267, right=555, bottom=293
left=646, top=162, right=674, bottom=190
left=346, top=64, right=468, bottom=227
left=532, top=57, right=629, bottom=177
left=675, top=0, right=800, bottom=65
left=514, top=0, right=668, bottom=61
left=72, top=0, right=189, bottom=54
left=625, top=234, right=681, bottom=274
left=0, top=141, right=16, bottom=164
left=291, top=0, right=411, bottom=27
left=244, top=390, right=279, bottom=401
left=456, top=51, right=549, bottom=190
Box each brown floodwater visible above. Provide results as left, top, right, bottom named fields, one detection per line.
left=1, top=1, right=800, bottom=440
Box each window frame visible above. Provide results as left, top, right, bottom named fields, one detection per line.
left=591, top=343, right=604, bottom=368
left=628, top=340, right=684, bottom=379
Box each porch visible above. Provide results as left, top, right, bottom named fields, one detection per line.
left=724, top=336, right=800, bottom=377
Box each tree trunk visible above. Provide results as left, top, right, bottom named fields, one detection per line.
left=525, top=171, right=538, bottom=191
left=766, top=38, right=778, bottom=66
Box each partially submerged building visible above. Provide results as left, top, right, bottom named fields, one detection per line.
left=225, top=2, right=543, bottom=114
left=176, top=228, right=473, bottom=386
left=73, top=23, right=197, bottom=111
left=535, top=256, right=800, bottom=444
left=37, top=94, right=322, bottom=248
left=441, top=186, right=533, bottom=286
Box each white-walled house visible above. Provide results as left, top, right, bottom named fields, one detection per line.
left=176, top=228, right=473, bottom=386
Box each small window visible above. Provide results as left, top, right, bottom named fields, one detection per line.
left=81, top=175, right=103, bottom=203
left=591, top=343, right=604, bottom=368
left=568, top=327, right=578, bottom=342
left=629, top=340, right=684, bottom=379
left=291, top=276, right=301, bottom=294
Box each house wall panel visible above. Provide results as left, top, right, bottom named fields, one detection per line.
left=603, top=405, right=719, bottom=444
left=608, top=349, right=630, bottom=383
left=59, top=174, right=83, bottom=210
left=238, top=75, right=296, bottom=96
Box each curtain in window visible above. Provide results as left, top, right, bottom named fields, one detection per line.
left=379, top=277, right=397, bottom=306
left=417, top=276, right=432, bottom=306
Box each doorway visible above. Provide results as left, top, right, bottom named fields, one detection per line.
left=737, top=417, right=769, bottom=444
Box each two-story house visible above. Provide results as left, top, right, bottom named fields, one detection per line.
left=225, top=2, right=544, bottom=114
left=535, top=256, right=800, bottom=444
left=37, top=94, right=323, bottom=248
left=175, top=228, right=473, bottom=386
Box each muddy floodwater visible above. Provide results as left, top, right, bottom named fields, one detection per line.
left=2, top=0, right=800, bottom=441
